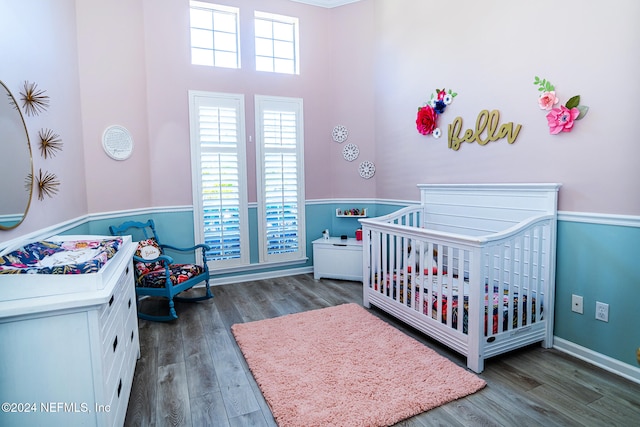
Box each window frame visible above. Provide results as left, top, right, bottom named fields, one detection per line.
left=189, top=1, right=241, bottom=69
left=188, top=90, right=250, bottom=270
left=254, top=11, right=300, bottom=75
left=254, top=95, right=306, bottom=263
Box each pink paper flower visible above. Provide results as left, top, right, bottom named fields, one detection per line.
left=416, top=105, right=438, bottom=135
left=538, top=91, right=559, bottom=110
left=546, top=105, right=580, bottom=134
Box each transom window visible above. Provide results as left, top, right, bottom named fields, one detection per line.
left=190, top=2, right=240, bottom=69
left=254, top=11, right=299, bottom=75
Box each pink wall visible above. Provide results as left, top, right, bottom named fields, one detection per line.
left=76, top=0, right=151, bottom=212
left=2, top=0, right=639, bottom=245
left=0, top=0, right=87, bottom=242
left=141, top=0, right=344, bottom=204
left=372, top=0, right=640, bottom=214
left=323, top=1, right=376, bottom=199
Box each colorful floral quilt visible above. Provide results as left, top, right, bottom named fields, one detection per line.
left=373, top=272, right=541, bottom=336
left=0, top=238, right=123, bottom=275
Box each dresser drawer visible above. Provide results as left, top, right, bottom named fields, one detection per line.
left=124, top=293, right=139, bottom=353
left=98, top=264, right=132, bottom=334
left=102, top=299, right=125, bottom=390
left=104, top=363, right=126, bottom=427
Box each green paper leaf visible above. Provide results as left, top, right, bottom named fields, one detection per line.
left=566, top=95, right=581, bottom=109
left=535, top=76, right=555, bottom=92
left=576, top=105, right=589, bottom=120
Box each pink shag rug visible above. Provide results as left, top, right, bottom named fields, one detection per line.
left=231, top=303, right=486, bottom=427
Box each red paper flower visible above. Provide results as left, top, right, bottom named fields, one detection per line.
left=416, top=105, right=438, bottom=135
left=546, top=105, right=580, bottom=134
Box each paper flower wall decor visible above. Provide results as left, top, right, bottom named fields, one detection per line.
left=534, top=76, right=588, bottom=134
left=416, top=88, right=457, bottom=138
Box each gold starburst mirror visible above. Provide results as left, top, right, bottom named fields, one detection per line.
left=0, top=80, right=33, bottom=230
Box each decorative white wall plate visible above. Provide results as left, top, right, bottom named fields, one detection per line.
left=342, top=143, right=359, bottom=161
left=358, top=160, right=375, bottom=179
left=102, top=125, right=134, bottom=161
left=332, top=125, right=348, bottom=143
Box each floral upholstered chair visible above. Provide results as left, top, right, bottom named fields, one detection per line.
left=109, top=219, right=213, bottom=322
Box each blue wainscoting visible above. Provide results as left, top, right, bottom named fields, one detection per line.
left=22, top=202, right=639, bottom=381
left=554, top=216, right=640, bottom=371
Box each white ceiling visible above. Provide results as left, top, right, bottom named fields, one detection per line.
left=288, top=0, right=362, bottom=8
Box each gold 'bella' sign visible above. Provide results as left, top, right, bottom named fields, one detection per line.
left=448, top=110, right=522, bottom=151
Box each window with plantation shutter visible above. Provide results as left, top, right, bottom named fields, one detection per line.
left=189, top=91, right=249, bottom=269
left=255, top=95, right=306, bottom=263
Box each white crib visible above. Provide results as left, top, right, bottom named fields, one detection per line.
left=360, top=183, right=560, bottom=373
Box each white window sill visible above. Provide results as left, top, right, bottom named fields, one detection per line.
left=213, top=258, right=309, bottom=275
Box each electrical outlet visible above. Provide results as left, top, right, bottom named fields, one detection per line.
left=571, top=294, right=583, bottom=314
left=595, top=301, right=609, bottom=322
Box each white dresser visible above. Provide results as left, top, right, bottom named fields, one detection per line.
left=0, top=236, right=139, bottom=427
left=312, top=237, right=363, bottom=282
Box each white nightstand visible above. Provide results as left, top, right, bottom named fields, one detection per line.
left=312, top=237, right=363, bottom=282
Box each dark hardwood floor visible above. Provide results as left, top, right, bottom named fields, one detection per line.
left=124, top=274, right=640, bottom=427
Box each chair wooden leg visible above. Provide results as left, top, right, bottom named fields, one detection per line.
left=174, top=279, right=214, bottom=303
left=138, top=311, right=178, bottom=322
left=168, top=298, right=177, bottom=319
left=135, top=295, right=179, bottom=322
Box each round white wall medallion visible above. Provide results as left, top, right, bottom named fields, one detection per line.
left=332, top=125, right=348, bottom=143
left=342, top=143, right=359, bottom=162
left=102, top=125, right=134, bottom=161
left=358, top=160, right=375, bottom=179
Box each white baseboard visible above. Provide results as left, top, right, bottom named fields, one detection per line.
left=553, top=337, right=640, bottom=384
left=210, top=266, right=314, bottom=286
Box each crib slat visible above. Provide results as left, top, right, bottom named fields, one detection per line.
left=506, top=238, right=514, bottom=332
left=487, top=246, right=496, bottom=337
left=534, top=225, right=543, bottom=323
left=457, top=246, right=465, bottom=333
left=446, top=246, right=454, bottom=330
left=400, top=236, right=407, bottom=309
left=513, top=235, right=521, bottom=330
left=497, top=245, right=503, bottom=333
left=425, top=240, right=434, bottom=314
left=376, top=231, right=383, bottom=295
left=517, top=233, right=525, bottom=329
left=526, top=228, right=535, bottom=326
